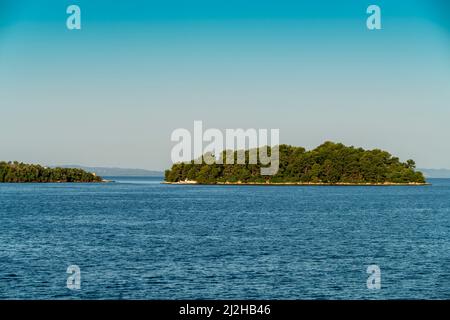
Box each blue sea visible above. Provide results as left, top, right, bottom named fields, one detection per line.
left=0, top=177, right=449, bottom=299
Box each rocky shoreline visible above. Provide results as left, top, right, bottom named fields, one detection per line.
left=164, top=180, right=431, bottom=186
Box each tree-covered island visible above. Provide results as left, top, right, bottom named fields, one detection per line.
left=0, top=161, right=103, bottom=183
left=165, top=142, right=427, bottom=185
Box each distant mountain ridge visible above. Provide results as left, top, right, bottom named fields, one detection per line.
left=53, top=165, right=164, bottom=177
left=51, top=165, right=450, bottom=179
left=419, top=168, right=450, bottom=179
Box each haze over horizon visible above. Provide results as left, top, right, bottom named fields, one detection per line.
left=1, top=0, right=449, bottom=171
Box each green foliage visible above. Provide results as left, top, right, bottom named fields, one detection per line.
left=0, top=161, right=103, bottom=183
left=165, top=142, right=426, bottom=184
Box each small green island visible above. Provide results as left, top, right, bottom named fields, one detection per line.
left=0, top=161, right=103, bottom=183
left=165, top=142, right=427, bottom=185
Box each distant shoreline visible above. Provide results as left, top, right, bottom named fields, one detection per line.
left=0, top=180, right=113, bottom=184
left=164, top=181, right=431, bottom=186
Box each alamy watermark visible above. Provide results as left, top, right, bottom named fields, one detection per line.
left=367, top=264, right=381, bottom=290
left=66, top=5, right=81, bottom=30
left=171, top=121, right=280, bottom=175
left=367, top=5, right=382, bottom=30
left=64, top=4, right=381, bottom=31
left=67, top=265, right=81, bottom=290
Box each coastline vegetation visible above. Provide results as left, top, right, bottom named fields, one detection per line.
left=0, top=161, right=103, bottom=183
left=165, top=142, right=426, bottom=185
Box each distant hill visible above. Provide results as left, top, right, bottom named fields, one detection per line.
left=48, top=165, right=449, bottom=179
left=54, top=165, right=164, bottom=177
left=419, top=168, right=450, bottom=179
left=1, top=162, right=102, bottom=183
left=165, top=142, right=427, bottom=185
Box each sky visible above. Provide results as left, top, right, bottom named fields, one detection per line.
left=0, top=0, right=449, bottom=170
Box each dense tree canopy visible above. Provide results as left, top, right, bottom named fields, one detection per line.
left=0, top=161, right=102, bottom=183
left=165, top=142, right=426, bottom=184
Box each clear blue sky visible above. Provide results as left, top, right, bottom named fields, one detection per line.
left=0, top=0, right=449, bottom=170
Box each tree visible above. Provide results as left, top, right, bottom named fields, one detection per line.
left=164, top=142, right=426, bottom=184
left=0, top=162, right=102, bottom=183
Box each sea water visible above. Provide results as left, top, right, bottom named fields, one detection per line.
left=0, top=177, right=448, bottom=299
